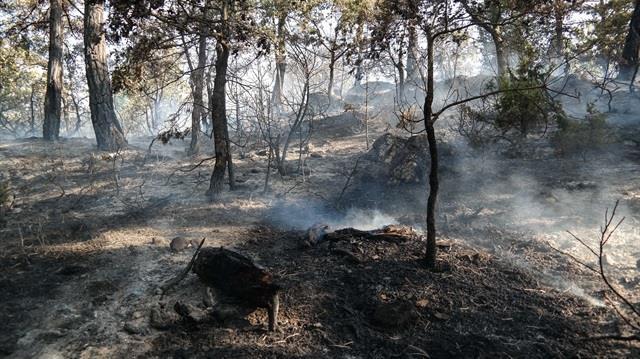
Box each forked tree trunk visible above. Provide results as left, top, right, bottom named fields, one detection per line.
left=71, top=94, right=82, bottom=135
left=207, top=1, right=231, bottom=200
left=43, top=0, right=63, bottom=141
left=189, top=32, right=207, bottom=155
left=84, top=0, right=126, bottom=151
left=619, top=0, right=640, bottom=81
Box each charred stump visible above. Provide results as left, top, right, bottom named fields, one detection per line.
left=192, top=247, right=281, bottom=331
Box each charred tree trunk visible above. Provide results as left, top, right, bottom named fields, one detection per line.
left=206, top=1, right=231, bottom=199
left=395, top=49, right=405, bottom=101
left=423, top=32, right=439, bottom=269
left=84, top=0, right=126, bottom=151
left=206, top=59, right=214, bottom=136
left=189, top=32, right=207, bottom=155
left=619, top=0, right=640, bottom=82
left=43, top=0, right=63, bottom=141
left=272, top=14, right=286, bottom=111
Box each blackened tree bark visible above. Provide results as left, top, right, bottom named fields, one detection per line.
left=206, top=0, right=231, bottom=199
left=84, top=0, right=126, bottom=151
left=423, top=31, right=439, bottom=269
left=619, top=0, right=640, bottom=81
left=43, top=0, right=63, bottom=141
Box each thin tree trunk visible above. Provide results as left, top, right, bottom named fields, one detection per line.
left=145, top=107, right=153, bottom=136
left=364, top=71, right=369, bottom=149
left=206, top=59, right=214, bottom=136
left=62, top=95, right=70, bottom=134
left=263, top=147, right=272, bottom=193
left=278, top=80, right=309, bottom=176
left=328, top=50, right=336, bottom=101
left=43, top=0, right=63, bottom=141
left=396, top=58, right=405, bottom=101
left=84, top=0, right=126, bottom=151
left=423, top=32, right=439, bottom=269
left=206, top=1, right=231, bottom=199
left=354, top=22, right=365, bottom=84
left=227, top=126, right=235, bottom=190
left=30, top=85, right=36, bottom=136
left=620, top=0, right=640, bottom=81
left=272, top=14, right=286, bottom=111
left=71, top=94, right=82, bottom=135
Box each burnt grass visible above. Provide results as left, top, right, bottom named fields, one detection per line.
left=148, top=226, right=636, bottom=358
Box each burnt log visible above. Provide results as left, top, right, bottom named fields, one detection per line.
left=192, top=247, right=281, bottom=331
left=323, top=225, right=419, bottom=244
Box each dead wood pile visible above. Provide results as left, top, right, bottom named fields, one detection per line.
left=305, top=224, right=420, bottom=247
left=304, top=224, right=422, bottom=264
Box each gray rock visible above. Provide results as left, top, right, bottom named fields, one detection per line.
left=123, top=321, right=147, bottom=335
left=170, top=237, right=191, bottom=252
left=150, top=308, right=178, bottom=330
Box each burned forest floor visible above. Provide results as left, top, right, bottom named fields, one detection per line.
left=1, top=120, right=640, bottom=358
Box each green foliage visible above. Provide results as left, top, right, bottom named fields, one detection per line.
left=585, top=0, right=633, bottom=62
left=493, top=49, right=565, bottom=137
left=551, top=103, right=615, bottom=158
left=0, top=40, right=46, bottom=135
